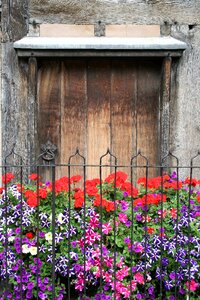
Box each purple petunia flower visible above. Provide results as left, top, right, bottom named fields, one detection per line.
left=123, top=191, right=129, bottom=198
left=38, top=291, right=48, bottom=299
left=15, top=227, right=21, bottom=234
left=27, top=282, right=34, bottom=290
left=26, top=291, right=34, bottom=299
left=120, top=200, right=129, bottom=211
left=148, top=285, right=154, bottom=295
left=124, top=237, right=131, bottom=244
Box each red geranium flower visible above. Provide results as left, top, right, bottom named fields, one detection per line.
left=147, top=227, right=155, bottom=234
left=26, top=196, right=39, bottom=207
left=2, top=173, right=14, bottom=184
left=26, top=232, right=34, bottom=239
left=38, top=188, right=47, bottom=199
left=70, top=175, right=82, bottom=184
left=0, top=187, right=4, bottom=194
left=184, top=177, right=197, bottom=187
left=29, top=173, right=40, bottom=181
left=24, top=190, right=39, bottom=207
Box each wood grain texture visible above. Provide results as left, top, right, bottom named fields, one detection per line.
left=36, top=58, right=162, bottom=179
left=87, top=59, right=111, bottom=179
left=61, top=60, right=87, bottom=178
left=136, top=60, right=162, bottom=177
left=160, top=56, right=172, bottom=162
left=30, top=0, right=200, bottom=25
left=2, top=0, right=28, bottom=163
left=2, top=0, right=28, bottom=42
left=110, top=60, right=136, bottom=174
left=37, top=60, right=61, bottom=161
left=28, top=57, right=38, bottom=165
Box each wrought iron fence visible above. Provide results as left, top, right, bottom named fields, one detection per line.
left=0, top=146, right=200, bottom=299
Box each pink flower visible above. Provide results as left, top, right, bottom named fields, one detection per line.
left=75, top=273, right=84, bottom=291
left=104, top=256, right=113, bottom=267
left=133, top=242, right=143, bottom=253
left=185, top=280, right=198, bottom=291
left=116, top=257, right=124, bottom=268
left=118, top=213, right=128, bottom=224
left=102, top=222, right=112, bottom=234
left=103, top=271, right=112, bottom=283
left=134, top=272, right=144, bottom=284
left=89, top=212, right=99, bottom=228
left=116, top=266, right=129, bottom=281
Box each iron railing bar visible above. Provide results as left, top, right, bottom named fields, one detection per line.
left=160, top=167, right=164, bottom=300
left=2, top=163, right=200, bottom=169
left=51, top=164, right=56, bottom=299
left=36, top=166, right=40, bottom=300
left=113, top=166, right=117, bottom=300
left=144, top=164, right=149, bottom=299
left=67, top=164, right=71, bottom=300
left=4, top=165, right=8, bottom=298
left=130, top=166, right=134, bottom=299
left=19, top=163, right=23, bottom=300
left=83, top=163, right=87, bottom=298
left=187, top=164, right=193, bottom=300
left=99, top=162, right=103, bottom=294
left=174, top=166, right=180, bottom=300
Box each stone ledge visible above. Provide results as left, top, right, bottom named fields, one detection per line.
left=14, top=36, right=187, bottom=50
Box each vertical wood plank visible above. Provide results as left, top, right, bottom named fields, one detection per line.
left=87, top=59, right=111, bottom=179
left=28, top=57, right=38, bottom=165
left=160, top=56, right=172, bottom=162
left=136, top=60, right=162, bottom=178
left=60, top=59, right=87, bottom=178
left=37, top=60, right=61, bottom=175
left=111, top=59, right=137, bottom=176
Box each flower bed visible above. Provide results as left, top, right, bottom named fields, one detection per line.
left=0, top=171, right=199, bottom=299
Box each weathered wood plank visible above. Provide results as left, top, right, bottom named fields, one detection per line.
left=60, top=59, right=87, bottom=178
left=2, top=0, right=28, bottom=164
left=110, top=59, right=136, bottom=175
left=2, top=0, right=28, bottom=42
left=87, top=59, right=111, bottom=179
left=15, top=50, right=184, bottom=58
left=160, top=56, right=172, bottom=162
left=37, top=60, right=61, bottom=165
left=30, top=0, right=200, bottom=25
left=136, top=60, right=162, bottom=178
left=28, top=57, right=38, bottom=165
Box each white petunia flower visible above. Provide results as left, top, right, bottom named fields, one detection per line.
left=8, top=236, right=15, bottom=242
left=29, top=246, right=37, bottom=255
left=45, top=232, right=52, bottom=244
left=22, top=244, right=30, bottom=254
left=57, top=213, right=64, bottom=225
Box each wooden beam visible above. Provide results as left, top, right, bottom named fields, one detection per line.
left=15, top=49, right=184, bottom=58
left=28, top=57, right=38, bottom=165
left=160, top=56, right=172, bottom=162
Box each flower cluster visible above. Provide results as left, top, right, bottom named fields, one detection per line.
left=0, top=171, right=199, bottom=299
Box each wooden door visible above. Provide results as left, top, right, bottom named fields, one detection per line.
left=37, top=58, right=162, bottom=179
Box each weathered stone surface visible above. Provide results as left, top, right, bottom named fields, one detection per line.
left=30, top=0, right=200, bottom=25
left=2, top=0, right=29, bottom=163
left=2, top=0, right=28, bottom=42
left=170, top=25, right=200, bottom=167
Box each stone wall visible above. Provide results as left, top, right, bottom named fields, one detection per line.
left=2, top=0, right=200, bottom=168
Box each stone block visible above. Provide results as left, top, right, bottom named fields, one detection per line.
left=40, top=24, right=94, bottom=37
left=106, top=25, right=160, bottom=37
